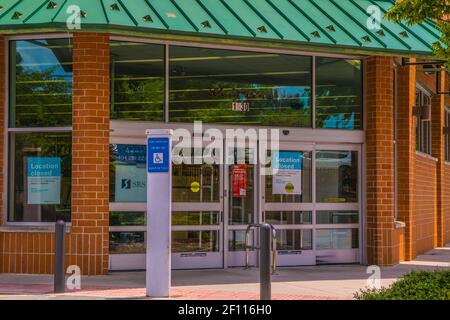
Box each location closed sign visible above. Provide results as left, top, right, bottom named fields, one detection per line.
left=272, top=151, right=302, bottom=195
left=147, top=137, right=170, bottom=173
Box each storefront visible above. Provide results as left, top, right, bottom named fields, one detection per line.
left=0, top=0, right=448, bottom=275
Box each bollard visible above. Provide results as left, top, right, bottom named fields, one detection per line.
left=259, top=223, right=272, bottom=300
left=54, top=220, right=66, bottom=293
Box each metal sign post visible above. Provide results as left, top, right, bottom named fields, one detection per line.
left=146, top=129, right=173, bottom=298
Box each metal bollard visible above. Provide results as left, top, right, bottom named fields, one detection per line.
left=259, top=223, right=272, bottom=300
left=54, top=220, right=66, bottom=293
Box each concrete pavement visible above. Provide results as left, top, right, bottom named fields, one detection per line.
left=0, top=245, right=448, bottom=300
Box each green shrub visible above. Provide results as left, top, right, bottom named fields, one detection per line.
left=354, top=270, right=450, bottom=300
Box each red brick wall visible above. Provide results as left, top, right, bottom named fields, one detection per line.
left=365, top=56, right=399, bottom=265
left=71, top=32, right=110, bottom=275
left=0, top=33, right=110, bottom=275
left=444, top=164, right=450, bottom=244
left=396, top=60, right=416, bottom=260
left=414, top=154, right=437, bottom=254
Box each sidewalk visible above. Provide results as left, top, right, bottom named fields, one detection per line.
left=0, top=245, right=449, bottom=300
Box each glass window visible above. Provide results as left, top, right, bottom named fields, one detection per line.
left=316, top=229, right=358, bottom=250
left=110, top=41, right=165, bottom=121
left=276, top=229, right=312, bottom=251
left=228, top=148, right=256, bottom=225
left=110, top=231, right=146, bottom=254
left=265, top=150, right=312, bottom=203
left=9, top=39, right=72, bottom=128
left=265, top=211, right=312, bottom=225
left=172, top=231, right=219, bottom=253
left=415, top=87, right=432, bottom=155
left=316, top=57, right=362, bottom=130
left=316, top=211, right=359, bottom=224
left=110, top=144, right=221, bottom=203
left=169, top=46, right=312, bottom=127
left=172, top=211, right=219, bottom=225
left=229, top=229, right=254, bottom=252
left=110, top=211, right=145, bottom=226
left=173, top=162, right=220, bottom=203
left=8, top=132, right=72, bottom=222
left=316, top=150, right=358, bottom=203
left=110, top=144, right=147, bottom=203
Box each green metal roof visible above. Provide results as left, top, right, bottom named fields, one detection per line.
left=0, top=0, right=440, bottom=56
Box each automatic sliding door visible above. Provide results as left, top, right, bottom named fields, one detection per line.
left=172, top=149, right=224, bottom=269
left=315, top=146, right=360, bottom=264
left=262, top=144, right=316, bottom=265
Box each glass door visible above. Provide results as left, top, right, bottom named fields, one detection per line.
left=225, top=147, right=258, bottom=267
left=171, top=146, right=224, bottom=269
left=314, top=144, right=361, bottom=264
left=109, top=136, right=225, bottom=270
left=261, top=143, right=316, bottom=266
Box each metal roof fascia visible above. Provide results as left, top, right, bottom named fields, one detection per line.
left=193, top=0, right=228, bottom=35
left=308, top=0, right=362, bottom=46
left=264, top=0, right=310, bottom=41
left=287, top=0, right=337, bottom=44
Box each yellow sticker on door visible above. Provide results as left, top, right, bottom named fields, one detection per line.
left=190, top=181, right=200, bottom=193
left=285, top=182, right=295, bottom=193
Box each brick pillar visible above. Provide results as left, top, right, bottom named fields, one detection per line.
left=396, top=60, right=416, bottom=260
left=365, top=56, right=399, bottom=265
left=72, top=33, right=110, bottom=275
left=431, top=71, right=445, bottom=247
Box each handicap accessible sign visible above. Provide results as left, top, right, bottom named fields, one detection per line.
left=27, top=157, right=61, bottom=205
left=272, top=151, right=302, bottom=195
left=147, top=137, right=170, bottom=173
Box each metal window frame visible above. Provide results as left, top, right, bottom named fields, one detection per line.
left=3, top=33, right=73, bottom=226
left=415, top=83, right=433, bottom=155
left=110, top=35, right=364, bottom=130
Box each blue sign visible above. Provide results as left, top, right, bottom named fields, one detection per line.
left=147, top=137, right=170, bottom=173
left=272, top=151, right=302, bottom=170
left=27, top=157, right=61, bottom=204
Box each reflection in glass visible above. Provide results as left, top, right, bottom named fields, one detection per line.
left=10, top=39, right=72, bottom=127
left=8, top=132, right=72, bottom=222
left=169, top=46, right=312, bottom=126
left=228, top=164, right=255, bottom=225
left=265, top=211, right=312, bottom=225
left=316, top=151, right=358, bottom=203
left=265, top=150, right=312, bottom=203
left=316, top=229, right=358, bottom=250
left=110, top=212, right=145, bottom=226
left=173, top=162, right=220, bottom=202
left=110, top=144, right=147, bottom=203
left=316, top=211, right=358, bottom=224
left=316, top=58, right=362, bottom=130
left=276, top=229, right=312, bottom=250
left=110, top=41, right=164, bottom=121
left=172, top=211, right=219, bottom=225
left=229, top=230, right=254, bottom=252
left=172, top=231, right=219, bottom=252
left=109, top=231, right=145, bottom=254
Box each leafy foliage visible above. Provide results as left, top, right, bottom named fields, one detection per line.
left=354, top=270, right=450, bottom=300
left=386, top=0, right=450, bottom=66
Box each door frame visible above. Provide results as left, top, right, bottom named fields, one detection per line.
left=109, top=121, right=365, bottom=270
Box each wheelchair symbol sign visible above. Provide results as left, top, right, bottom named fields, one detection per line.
left=153, top=153, right=163, bottom=164
left=147, top=137, right=170, bottom=173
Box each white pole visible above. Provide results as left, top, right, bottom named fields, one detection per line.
left=146, top=129, right=173, bottom=298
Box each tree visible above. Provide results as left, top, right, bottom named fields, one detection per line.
left=386, top=0, right=450, bottom=66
